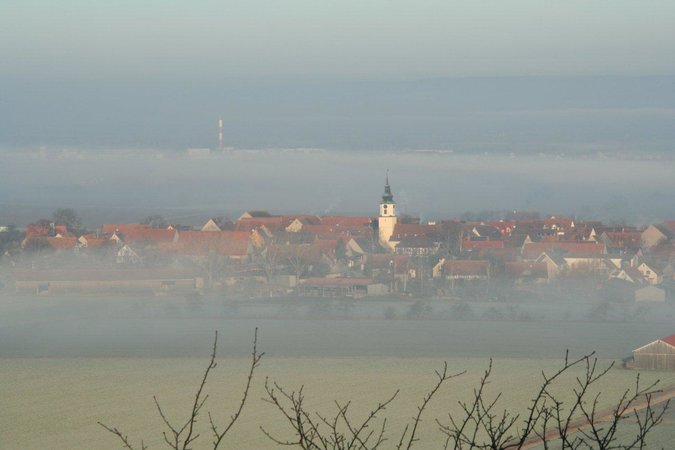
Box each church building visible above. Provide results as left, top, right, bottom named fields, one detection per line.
left=378, top=174, right=397, bottom=250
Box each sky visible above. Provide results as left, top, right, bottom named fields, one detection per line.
left=2, top=1, right=675, bottom=82
left=1, top=2, right=675, bottom=150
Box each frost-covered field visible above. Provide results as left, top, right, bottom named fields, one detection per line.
left=2, top=357, right=674, bottom=450
left=3, top=295, right=675, bottom=448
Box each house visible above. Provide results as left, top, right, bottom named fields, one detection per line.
left=101, top=224, right=178, bottom=247
left=15, top=269, right=202, bottom=295
left=388, top=223, right=441, bottom=253
left=77, top=234, right=109, bottom=249
left=117, top=245, right=142, bottom=264
left=238, top=210, right=273, bottom=220
left=299, top=277, right=387, bottom=298
left=25, top=222, right=68, bottom=238
left=503, top=261, right=548, bottom=284
left=357, top=253, right=415, bottom=292
left=600, top=230, right=642, bottom=254
left=562, top=255, right=621, bottom=275
left=21, top=235, right=78, bottom=251
left=609, top=267, right=646, bottom=285
left=487, top=220, right=516, bottom=237
left=534, top=252, right=567, bottom=280
left=394, top=236, right=439, bottom=257
left=433, top=259, right=490, bottom=281
left=635, top=286, right=666, bottom=303
left=461, top=239, right=505, bottom=252
left=100, top=223, right=148, bottom=236
left=521, top=241, right=606, bottom=260
left=633, top=335, right=675, bottom=370
left=543, top=216, right=575, bottom=232
left=285, top=216, right=322, bottom=232
left=636, top=262, right=662, bottom=285
left=320, top=216, right=373, bottom=228
left=172, top=230, right=251, bottom=260
left=201, top=217, right=234, bottom=232
left=641, top=224, right=674, bottom=248
left=472, top=225, right=502, bottom=240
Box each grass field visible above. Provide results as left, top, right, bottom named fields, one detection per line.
left=2, top=357, right=674, bottom=450
left=2, top=294, right=675, bottom=448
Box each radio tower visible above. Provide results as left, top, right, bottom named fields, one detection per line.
left=218, top=117, right=224, bottom=151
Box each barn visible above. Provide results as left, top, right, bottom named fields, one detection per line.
left=633, top=335, right=675, bottom=370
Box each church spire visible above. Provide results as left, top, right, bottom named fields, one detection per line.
left=382, top=171, right=394, bottom=203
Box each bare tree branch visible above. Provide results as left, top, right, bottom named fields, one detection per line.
left=99, top=328, right=263, bottom=450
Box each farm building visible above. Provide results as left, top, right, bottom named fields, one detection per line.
left=299, top=277, right=388, bottom=298
left=14, top=269, right=204, bottom=295
left=633, top=335, right=675, bottom=370
left=635, top=285, right=666, bottom=303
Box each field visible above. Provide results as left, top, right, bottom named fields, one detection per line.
left=2, top=357, right=675, bottom=450
left=2, top=294, right=675, bottom=449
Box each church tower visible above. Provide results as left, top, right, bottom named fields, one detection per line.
left=378, top=173, right=397, bottom=250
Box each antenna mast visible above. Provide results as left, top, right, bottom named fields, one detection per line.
left=218, top=117, right=224, bottom=150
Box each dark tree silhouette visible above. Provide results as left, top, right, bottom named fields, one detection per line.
left=52, top=208, right=83, bottom=232
left=141, top=215, right=168, bottom=229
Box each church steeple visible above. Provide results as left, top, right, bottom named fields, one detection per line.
left=378, top=171, right=397, bottom=250
left=382, top=171, right=394, bottom=204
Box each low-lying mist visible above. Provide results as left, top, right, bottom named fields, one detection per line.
left=1, top=149, right=673, bottom=227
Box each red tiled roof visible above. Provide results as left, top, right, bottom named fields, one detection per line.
left=544, top=216, right=575, bottom=228
left=522, top=242, right=606, bottom=259
left=283, top=215, right=322, bottom=226
left=298, top=225, right=370, bottom=240
left=661, top=335, right=675, bottom=347
left=605, top=231, right=642, bottom=248
left=174, top=230, right=250, bottom=256
left=25, top=224, right=52, bottom=238
left=268, top=244, right=323, bottom=263
left=114, top=228, right=177, bottom=245
left=471, top=247, right=519, bottom=260
left=488, top=221, right=516, bottom=236
left=504, top=261, right=548, bottom=278
left=101, top=224, right=148, bottom=235
left=235, top=217, right=285, bottom=231
left=46, top=237, right=78, bottom=249
left=364, top=254, right=411, bottom=272
left=25, top=223, right=70, bottom=238
left=390, top=223, right=439, bottom=240
left=462, top=239, right=505, bottom=250
left=395, top=236, right=436, bottom=249
left=662, top=221, right=675, bottom=234
left=314, top=239, right=338, bottom=250
left=320, top=216, right=373, bottom=227
left=85, top=239, right=108, bottom=248
left=443, top=260, right=490, bottom=276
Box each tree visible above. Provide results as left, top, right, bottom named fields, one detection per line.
left=0, top=225, right=23, bottom=254
left=263, top=352, right=669, bottom=450
left=142, top=215, right=168, bottom=229
left=335, top=238, right=347, bottom=262
left=22, top=237, right=52, bottom=253
left=99, top=329, right=263, bottom=450
left=52, top=208, right=83, bottom=232
left=100, top=335, right=669, bottom=450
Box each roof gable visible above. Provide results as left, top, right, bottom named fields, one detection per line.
left=662, top=335, right=675, bottom=347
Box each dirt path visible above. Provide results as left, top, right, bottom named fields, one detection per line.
left=519, top=383, right=675, bottom=449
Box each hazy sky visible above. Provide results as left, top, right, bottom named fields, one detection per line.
left=2, top=1, right=674, bottom=82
